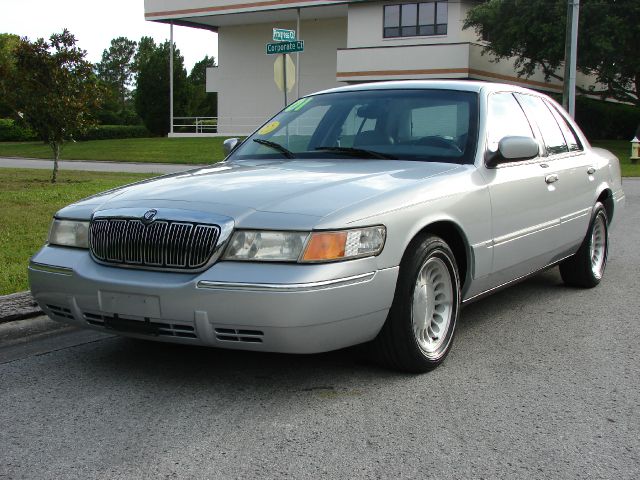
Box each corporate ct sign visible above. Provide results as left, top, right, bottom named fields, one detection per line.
left=266, top=41, right=305, bottom=55
left=266, top=28, right=304, bottom=55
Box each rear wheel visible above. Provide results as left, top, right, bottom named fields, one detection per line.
left=373, top=234, right=461, bottom=373
left=560, top=202, right=608, bottom=288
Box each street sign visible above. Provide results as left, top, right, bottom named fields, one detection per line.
left=266, top=41, right=304, bottom=55
left=274, top=54, right=296, bottom=93
left=273, top=28, right=296, bottom=42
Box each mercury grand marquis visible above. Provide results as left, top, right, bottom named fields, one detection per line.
left=29, top=81, right=625, bottom=372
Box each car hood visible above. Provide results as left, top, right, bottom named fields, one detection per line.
left=61, top=159, right=461, bottom=227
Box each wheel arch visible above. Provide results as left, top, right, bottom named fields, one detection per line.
left=404, top=220, right=472, bottom=293
left=595, top=187, right=614, bottom=224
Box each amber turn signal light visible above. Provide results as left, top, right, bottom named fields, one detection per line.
left=302, top=232, right=348, bottom=262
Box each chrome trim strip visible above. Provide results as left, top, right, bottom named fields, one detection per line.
left=560, top=208, right=591, bottom=223
left=197, top=272, right=376, bottom=293
left=493, top=218, right=561, bottom=247
left=28, top=262, right=73, bottom=276
left=462, top=253, right=573, bottom=305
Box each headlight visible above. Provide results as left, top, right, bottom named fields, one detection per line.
left=222, top=226, right=386, bottom=263
left=223, top=230, right=309, bottom=261
left=48, top=219, right=90, bottom=248
left=301, top=226, right=386, bottom=262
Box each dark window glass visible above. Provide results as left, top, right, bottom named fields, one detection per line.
left=401, top=26, right=418, bottom=36
left=516, top=94, right=569, bottom=155
left=487, top=93, right=535, bottom=153
left=419, top=2, right=435, bottom=25
left=419, top=25, right=435, bottom=36
left=384, top=27, right=400, bottom=37
left=402, top=3, right=418, bottom=26
left=384, top=2, right=447, bottom=38
left=436, top=2, right=448, bottom=24
left=546, top=101, right=582, bottom=152
left=384, top=5, right=400, bottom=27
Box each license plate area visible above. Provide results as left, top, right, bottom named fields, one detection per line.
left=103, top=315, right=161, bottom=335
left=98, top=291, right=161, bottom=318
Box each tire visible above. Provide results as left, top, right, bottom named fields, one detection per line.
left=372, top=234, right=461, bottom=373
left=559, top=202, right=609, bottom=288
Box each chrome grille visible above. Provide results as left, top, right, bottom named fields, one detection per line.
left=90, top=218, right=220, bottom=270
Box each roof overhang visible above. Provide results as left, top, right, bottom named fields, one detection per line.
left=145, top=0, right=356, bottom=23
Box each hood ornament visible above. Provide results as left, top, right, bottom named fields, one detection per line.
left=142, top=209, right=158, bottom=224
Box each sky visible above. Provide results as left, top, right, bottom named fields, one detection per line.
left=0, top=0, right=219, bottom=72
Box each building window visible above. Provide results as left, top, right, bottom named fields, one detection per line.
left=384, top=2, right=448, bottom=38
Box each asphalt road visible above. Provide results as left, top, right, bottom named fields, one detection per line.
left=0, top=157, right=206, bottom=174
left=1, top=180, right=639, bottom=479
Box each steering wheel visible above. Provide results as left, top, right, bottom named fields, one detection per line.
left=416, top=136, right=463, bottom=153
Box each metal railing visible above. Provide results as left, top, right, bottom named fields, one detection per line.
left=172, top=117, right=218, bottom=134
left=171, top=116, right=266, bottom=135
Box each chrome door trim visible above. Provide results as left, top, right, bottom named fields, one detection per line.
left=462, top=254, right=574, bottom=305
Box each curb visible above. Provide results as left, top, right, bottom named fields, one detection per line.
left=0, top=291, right=43, bottom=324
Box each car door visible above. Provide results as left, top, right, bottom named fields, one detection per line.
left=515, top=93, right=594, bottom=253
left=481, top=92, right=567, bottom=286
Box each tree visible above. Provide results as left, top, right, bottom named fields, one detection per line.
left=0, top=33, right=20, bottom=117
left=134, top=40, right=188, bottom=136
left=132, top=36, right=157, bottom=76
left=464, top=0, right=640, bottom=105
left=96, top=37, right=137, bottom=111
left=187, top=55, right=217, bottom=118
left=10, top=30, right=103, bottom=182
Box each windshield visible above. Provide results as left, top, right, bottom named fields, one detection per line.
left=230, top=89, right=478, bottom=163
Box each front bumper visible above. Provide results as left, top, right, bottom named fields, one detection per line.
left=29, top=246, right=399, bottom=354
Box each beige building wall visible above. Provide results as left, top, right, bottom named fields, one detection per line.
left=212, top=17, right=347, bottom=135
left=346, top=0, right=474, bottom=48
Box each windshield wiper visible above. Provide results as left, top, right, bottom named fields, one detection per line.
left=253, top=138, right=296, bottom=159
left=314, top=146, right=397, bottom=160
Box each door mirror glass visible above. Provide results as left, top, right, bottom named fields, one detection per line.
left=223, top=138, right=239, bottom=156
left=487, top=136, right=539, bottom=167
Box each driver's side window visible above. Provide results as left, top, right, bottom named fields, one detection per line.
left=487, top=93, right=535, bottom=153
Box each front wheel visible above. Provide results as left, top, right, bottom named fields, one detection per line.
left=560, top=202, right=609, bottom=288
left=373, top=235, right=461, bottom=373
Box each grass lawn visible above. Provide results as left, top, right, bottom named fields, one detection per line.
left=0, top=137, right=232, bottom=164
left=590, top=140, right=639, bottom=178
left=0, top=168, right=155, bottom=295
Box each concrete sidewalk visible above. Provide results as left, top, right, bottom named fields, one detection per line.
left=0, top=157, right=208, bottom=174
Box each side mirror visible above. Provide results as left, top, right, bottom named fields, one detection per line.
left=486, top=136, right=539, bottom=168
left=223, top=137, right=239, bottom=157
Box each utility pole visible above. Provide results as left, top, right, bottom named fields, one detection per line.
left=169, top=22, right=174, bottom=135
left=562, top=0, right=580, bottom=118
left=296, top=8, right=301, bottom=101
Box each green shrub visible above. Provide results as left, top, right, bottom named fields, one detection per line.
left=76, top=125, right=152, bottom=141
left=0, top=118, right=38, bottom=142
left=574, top=97, right=640, bottom=140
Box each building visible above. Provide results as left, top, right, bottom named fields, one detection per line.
left=144, top=0, right=594, bottom=136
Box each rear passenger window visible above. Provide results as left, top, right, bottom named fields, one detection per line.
left=545, top=100, right=582, bottom=152
left=516, top=94, right=568, bottom=155
left=487, top=92, right=534, bottom=153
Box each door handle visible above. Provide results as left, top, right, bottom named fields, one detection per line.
left=587, top=167, right=596, bottom=175
left=545, top=174, right=559, bottom=184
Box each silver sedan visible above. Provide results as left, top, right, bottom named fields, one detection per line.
left=29, top=81, right=625, bottom=372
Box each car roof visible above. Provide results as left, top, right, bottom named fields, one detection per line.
left=313, top=80, right=543, bottom=97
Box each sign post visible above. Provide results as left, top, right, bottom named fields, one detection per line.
left=267, top=29, right=304, bottom=108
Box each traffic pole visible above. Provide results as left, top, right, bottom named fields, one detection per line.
left=283, top=53, right=288, bottom=108
left=562, top=0, right=580, bottom=118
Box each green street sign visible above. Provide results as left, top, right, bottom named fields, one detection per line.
left=266, top=41, right=304, bottom=55
left=273, top=28, right=296, bottom=42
